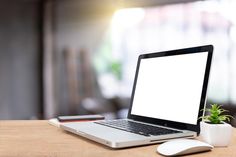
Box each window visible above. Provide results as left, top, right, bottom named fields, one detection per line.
left=95, top=0, right=236, bottom=104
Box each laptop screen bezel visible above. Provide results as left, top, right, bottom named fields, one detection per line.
left=127, top=45, right=213, bottom=134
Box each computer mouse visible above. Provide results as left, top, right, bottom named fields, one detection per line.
left=157, top=138, right=213, bottom=156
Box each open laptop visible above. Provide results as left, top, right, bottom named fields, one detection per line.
left=61, top=45, right=213, bottom=148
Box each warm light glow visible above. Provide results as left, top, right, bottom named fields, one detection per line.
left=111, top=8, right=145, bottom=29
left=110, top=8, right=145, bottom=61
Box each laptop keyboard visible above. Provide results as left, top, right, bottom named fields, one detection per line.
left=95, top=119, right=182, bottom=137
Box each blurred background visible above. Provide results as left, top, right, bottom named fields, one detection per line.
left=0, top=0, right=236, bottom=125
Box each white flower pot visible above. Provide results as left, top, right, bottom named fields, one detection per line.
left=200, top=121, right=232, bottom=147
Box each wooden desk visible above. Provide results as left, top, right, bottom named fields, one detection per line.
left=0, top=120, right=236, bottom=157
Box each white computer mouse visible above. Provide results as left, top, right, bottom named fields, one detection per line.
left=157, top=138, right=213, bottom=156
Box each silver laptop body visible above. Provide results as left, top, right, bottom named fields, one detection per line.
left=61, top=45, right=213, bottom=148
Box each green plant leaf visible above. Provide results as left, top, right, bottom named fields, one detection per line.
left=200, top=104, right=234, bottom=124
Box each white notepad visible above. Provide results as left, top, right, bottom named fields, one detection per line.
left=48, top=118, right=61, bottom=128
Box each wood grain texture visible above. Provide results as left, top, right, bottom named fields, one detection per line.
left=0, top=120, right=236, bottom=157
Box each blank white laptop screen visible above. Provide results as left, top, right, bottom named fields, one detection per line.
left=131, top=52, right=208, bottom=125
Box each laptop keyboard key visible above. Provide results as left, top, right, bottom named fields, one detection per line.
left=95, top=119, right=182, bottom=137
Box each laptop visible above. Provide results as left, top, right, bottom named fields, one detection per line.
left=61, top=45, right=213, bottom=148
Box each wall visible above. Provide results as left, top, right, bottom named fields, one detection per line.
left=0, top=1, right=41, bottom=119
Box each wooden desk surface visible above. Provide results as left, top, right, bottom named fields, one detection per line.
left=0, top=120, right=236, bottom=157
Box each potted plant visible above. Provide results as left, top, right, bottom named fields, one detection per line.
left=200, top=104, right=234, bottom=147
